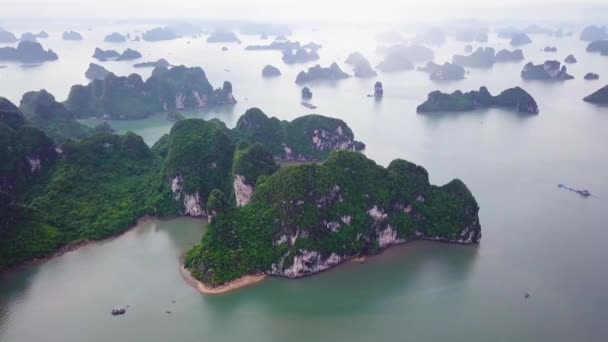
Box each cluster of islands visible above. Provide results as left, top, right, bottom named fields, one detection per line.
left=1, top=21, right=608, bottom=294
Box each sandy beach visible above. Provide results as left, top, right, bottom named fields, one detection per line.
left=180, top=265, right=267, bottom=294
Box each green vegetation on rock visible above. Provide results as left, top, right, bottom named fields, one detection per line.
left=185, top=150, right=481, bottom=287
left=417, top=86, right=539, bottom=114
left=64, top=66, right=236, bottom=119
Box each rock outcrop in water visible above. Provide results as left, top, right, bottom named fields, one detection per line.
left=0, top=41, right=58, bottom=63
left=207, top=31, right=241, bottom=43
left=521, top=61, right=574, bottom=80
left=184, top=149, right=480, bottom=287
left=85, top=63, right=110, bottom=80
left=510, top=33, right=532, bottom=46
left=133, top=58, right=171, bottom=68
left=301, top=87, right=312, bottom=100
left=142, top=27, right=179, bottom=41
left=580, top=25, right=608, bottom=42
left=104, top=32, right=127, bottom=43
left=494, top=49, right=524, bottom=62
left=429, top=62, right=465, bottom=81
left=417, top=86, right=539, bottom=114
left=62, top=31, right=83, bottom=40
left=282, top=48, right=319, bottom=64
left=453, top=47, right=495, bottom=68
left=245, top=40, right=300, bottom=51
left=586, top=40, right=608, bottom=55
left=0, top=28, right=18, bottom=43
left=262, top=65, right=281, bottom=77
left=564, top=54, right=577, bottom=64
left=374, top=81, right=383, bottom=98
left=65, top=65, right=236, bottom=119
left=344, top=52, right=377, bottom=78
left=583, top=84, right=608, bottom=104
left=584, top=73, right=599, bottom=80
left=544, top=46, right=557, bottom=52
left=20, top=31, right=48, bottom=42
left=92, top=48, right=141, bottom=61
left=295, top=63, right=350, bottom=84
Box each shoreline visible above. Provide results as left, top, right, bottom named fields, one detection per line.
left=0, top=215, right=204, bottom=278
left=179, top=262, right=267, bottom=295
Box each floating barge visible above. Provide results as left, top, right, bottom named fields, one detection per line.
left=558, top=184, right=591, bottom=197
left=301, top=102, right=317, bottom=109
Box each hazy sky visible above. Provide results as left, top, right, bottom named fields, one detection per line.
left=3, top=0, right=606, bottom=22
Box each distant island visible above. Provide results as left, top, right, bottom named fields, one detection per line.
left=282, top=48, right=319, bottom=64
left=245, top=41, right=300, bottom=51
left=521, top=61, right=574, bottom=80
left=20, top=31, right=48, bottom=42
left=62, top=31, right=83, bottom=41
left=92, top=48, right=142, bottom=61
left=133, top=58, right=171, bottom=68
left=65, top=65, right=236, bottom=119
left=584, top=73, right=599, bottom=80
left=262, top=65, right=281, bottom=77
left=207, top=31, right=241, bottom=43
left=104, top=32, right=127, bottom=43
left=564, top=54, right=577, bottom=64
left=580, top=25, right=607, bottom=42
left=142, top=27, right=180, bottom=42
left=0, top=28, right=18, bottom=43
left=417, top=86, right=539, bottom=114
left=586, top=40, right=608, bottom=55
left=510, top=33, right=532, bottom=46
left=345, top=52, right=377, bottom=78
left=453, top=47, right=523, bottom=68
left=583, top=84, right=608, bottom=104
left=295, top=63, right=350, bottom=84
left=418, top=62, right=465, bottom=81
left=0, top=41, right=58, bottom=63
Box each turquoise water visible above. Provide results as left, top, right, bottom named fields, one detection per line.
left=1, top=23, right=607, bottom=341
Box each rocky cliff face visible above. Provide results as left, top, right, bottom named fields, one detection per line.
left=185, top=151, right=481, bottom=286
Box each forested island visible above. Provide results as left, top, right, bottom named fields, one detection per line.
left=417, top=86, right=539, bottom=114
left=184, top=149, right=481, bottom=290
left=0, top=103, right=366, bottom=273
left=65, top=65, right=236, bottom=119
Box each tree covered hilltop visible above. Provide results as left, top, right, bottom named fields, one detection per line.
left=0, top=104, right=365, bottom=272
left=185, top=150, right=481, bottom=288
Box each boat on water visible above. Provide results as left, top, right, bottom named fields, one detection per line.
left=558, top=184, right=591, bottom=197
left=301, top=102, right=317, bottom=109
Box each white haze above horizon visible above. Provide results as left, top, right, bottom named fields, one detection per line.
left=2, top=0, right=607, bottom=23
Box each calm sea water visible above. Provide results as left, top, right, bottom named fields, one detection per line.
left=1, top=22, right=608, bottom=341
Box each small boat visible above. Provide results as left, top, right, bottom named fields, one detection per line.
left=111, top=308, right=126, bottom=316
left=301, top=102, right=317, bottom=109
left=558, top=184, right=591, bottom=197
